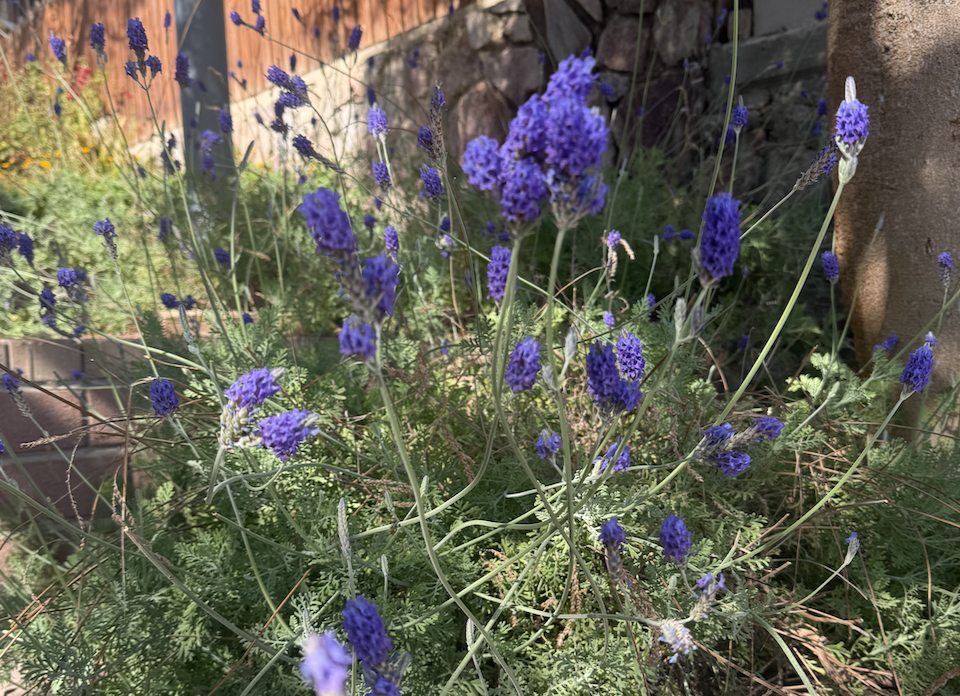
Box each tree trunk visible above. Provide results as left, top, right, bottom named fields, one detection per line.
left=828, top=0, right=960, bottom=397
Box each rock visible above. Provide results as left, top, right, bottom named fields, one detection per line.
left=505, top=13, right=534, bottom=42
left=491, top=0, right=524, bottom=14
left=436, top=32, right=483, bottom=103
left=483, top=45, right=542, bottom=107
left=572, top=0, right=603, bottom=22
left=544, top=0, right=592, bottom=62
left=653, top=0, right=712, bottom=66
left=597, top=71, right=631, bottom=101
left=597, top=15, right=651, bottom=73
left=606, top=0, right=653, bottom=16
left=467, top=12, right=505, bottom=50
left=452, top=82, right=513, bottom=157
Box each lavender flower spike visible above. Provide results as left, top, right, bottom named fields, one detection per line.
left=834, top=76, right=869, bottom=183
left=900, top=344, right=934, bottom=395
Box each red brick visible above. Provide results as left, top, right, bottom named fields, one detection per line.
left=82, top=388, right=131, bottom=448
left=0, top=447, right=127, bottom=518
left=0, top=389, right=85, bottom=453
left=80, top=338, right=146, bottom=381
left=28, top=339, right=83, bottom=383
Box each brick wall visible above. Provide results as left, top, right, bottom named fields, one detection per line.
left=0, top=338, right=142, bottom=517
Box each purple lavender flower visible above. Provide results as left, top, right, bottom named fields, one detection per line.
left=440, top=217, right=451, bottom=233
left=486, top=246, right=512, bottom=301
left=499, top=155, right=546, bottom=223
left=663, top=224, right=674, bottom=241
left=362, top=254, right=399, bottom=317
left=293, top=134, right=317, bottom=159
left=381, top=227, right=400, bottom=257
left=243, top=313, right=254, bottom=324
left=505, top=337, right=542, bottom=393
left=349, top=25, right=362, bottom=51
left=160, top=292, right=179, bottom=309
left=586, top=342, right=620, bottom=406
left=732, top=104, right=748, bottom=130
left=292, top=8, right=302, bottom=22
left=333, top=5, right=341, bottom=22
left=159, top=218, right=170, bottom=242
left=259, top=409, right=319, bottom=460
left=372, top=161, right=391, bottom=191
left=289, top=52, right=297, bottom=72
left=171, top=53, right=191, bottom=87
left=607, top=230, right=621, bottom=248
left=214, top=247, right=230, bottom=265
left=90, top=23, right=105, bottom=53
left=752, top=416, right=784, bottom=440
left=419, top=165, right=444, bottom=200
left=224, top=367, right=283, bottom=408
left=599, top=517, right=626, bottom=551
left=679, top=228, right=694, bottom=240
left=368, top=105, right=388, bottom=138
left=163, top=11, right=172, bottom=28
left=616, top=331, right=645, bottom=381
left=821, top=251, right=839, bottom=282
left=367, top=86, right=376, bottom=105
left=705, top=422, right=734, bottom=446
left=127, top=18, right=148, bottom=60
left=342, top=596, right=392, bottom=665
left=230, top=11, right=243, bottom=25
left=57, top=268, right=78, bottom=288
left=149, top=378, right=179, bottom=416
left=219, top=109, right=233, bottom=134
left=718, top=7, right=728, bottom=24
left=602, top=312, right=615, bottom=328
left=817, top=97, right=828, bottom=117
left=938, top=251, right=953, bottom=287
left=900, top=344, right=934, bottom=393
left=463, top=136, right=501, bottom=191
left=72, top=369, right=83, bottom=381
left=49, top=33, right=67, bottom=64
left=505, top=94, right=548, bottom=158
left=39, top=287, right=56, bottom=310
left=299, top=631, right=351, bottom=696
left=364, top=214, right=377, bottom=230
left=255, top=14, right=265, bottom=33
left=646, top=293, right=656, bottom=309
left=659, top=514, right=692, bottom=563
left=94, top=219, right=116, bottom=239
left=543, top=54, right=596, bottom=104
left=26, top=53, right=35, bottom=62
left=251, top=0, right=261, bottom=13
left=544, top=98, right=607, bottom=178
left=723, top=124, right=735, bottom=145
left=145, top=55, right=161, bottom=77
left=417, top=126, right=434, bottom=153
left=340, top=316, right=377, bottom=359
left=536, top=430, right=561, bottom=460
left=874, top=335, right=898, bottom=352
left=699, top=193, right=741, bottom=280
left=299, top=187, right=357, bottom=257
left=599, top=81, right=614, bottom=98
left=714, top=450, right=752, bottom=476
left=835, top=94, right=869, bottom=145
left=18, top=233, right=34, bottom=264
left=182, top=295, right=197, bottom=310
left=598, top=439, right=631, bottom=473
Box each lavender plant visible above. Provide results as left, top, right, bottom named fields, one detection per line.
left=2, top=10, right=960, bottom=696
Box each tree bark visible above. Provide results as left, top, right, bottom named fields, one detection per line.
left=828, top=0, right=960, bottom=395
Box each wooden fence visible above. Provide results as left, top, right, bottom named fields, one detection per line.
left=0, top=0, right=460, bottom=138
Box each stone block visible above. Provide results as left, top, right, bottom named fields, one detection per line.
left=597, top=15, right=652, bottom=73
left=653, top=0, right=712, bottom=66
left=572, top=0, right=603, bottom=22
left=544, top=0, right=591, bottom=62
left=437, top=32, right=484, bottom=103
left=490, top=0, right=524, bottom=14
left=467, top=12, right=506, bottom=50
left=451, top=82, right=513, bottom=158
left=505, top=13, right=534, bottom=42
left=0, top=388, right=84, bottom=453
left=753, top=0, right=823, bottom=36
left=606, top=0, right=654, bottom=15
left=706, top=22, right=826, bottom=97
left=483, top=45, right=542, bottom=107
